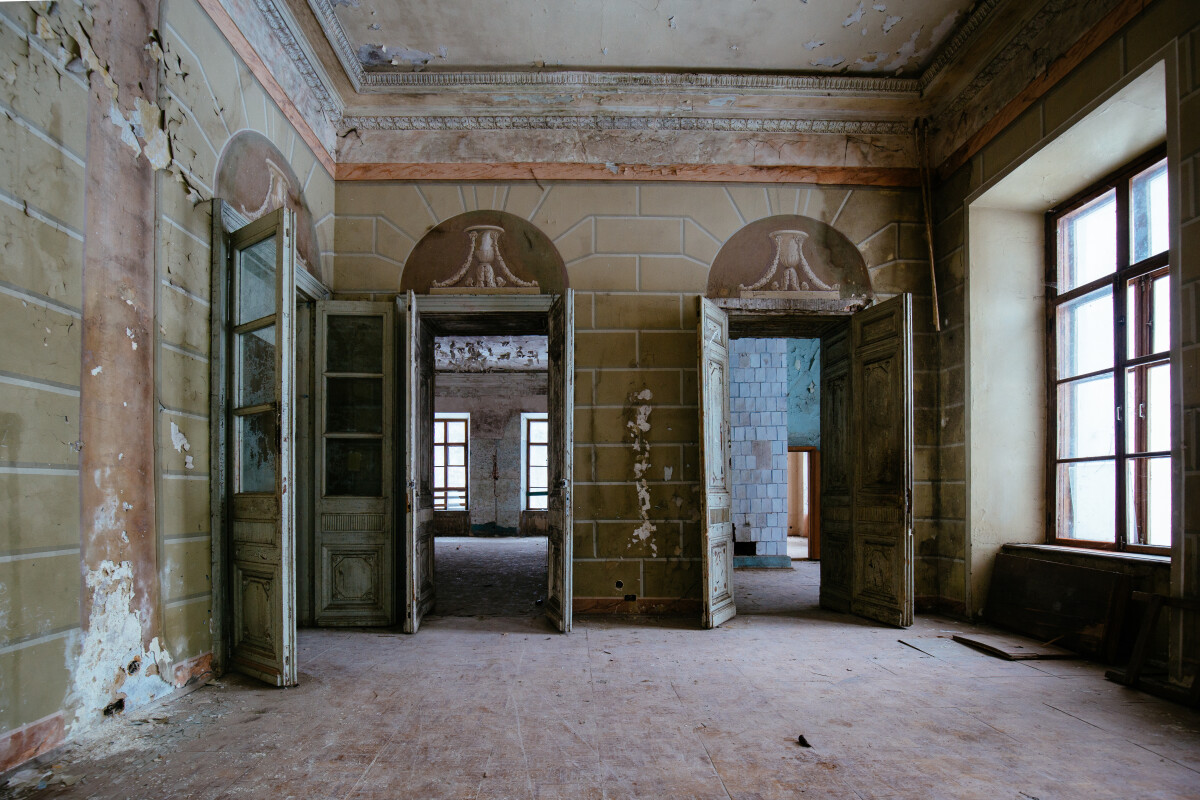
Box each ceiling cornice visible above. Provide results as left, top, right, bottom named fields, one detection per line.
left=339, top=115, right=915, bottom=135
left=249, top=0, right=342, bottom=117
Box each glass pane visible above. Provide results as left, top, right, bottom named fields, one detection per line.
left=1152, top=274, right=1170, bottom=354
left=1127, top=456, right=1172, bottom=547
left=1056, top=460, right=1115, bottom=542
left=237, top=235, right=276, bottom=325
left=326, top=439, right=383, bottom=496
left=528, top=492, right=547, bottom=511
left=529, top=466, right=547, bottom=490
left=1131, top=160, right=1169, bottom=262
left=448, top=445, right=464, bottom=466
left=326, top=315, right=383, bottom=374
left=1058, top=191, right=1116, bottom=292
left=530, top=444, right=548, bottom=468
left=1056, top=286, right=1113, bottom=379
left=444, top=490, right=466, bottom=511
left=1057, top=374, right=1114, bottom=459
left=433, top=422, right=444, bottom=444
left=1126, top=362, right=1171, bottom=453
left=433, top=446, right=445, bottom=467
left=530, top=420, right=548, bottom=444
left=326, top=377, right=383, bottom=433
left=447, top=421, right=467, bottom=443
left=238, top=411, right=276, bottom=493
left=447, top=466, right=466, bottom=488
left=237, top=326, right=275, bottom=408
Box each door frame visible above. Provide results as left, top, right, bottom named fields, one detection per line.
left=788, top=446, right=821, bottom=560
left=209, top=200, right=330, bottom=675
left=401, top=293, right=573, bottom=631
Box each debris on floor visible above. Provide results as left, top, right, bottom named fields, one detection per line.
left=952, top=632, right=1078, bottom=660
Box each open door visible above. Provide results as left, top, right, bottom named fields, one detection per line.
left=698, top=298, right=736, bottom=628
left=545, top=290, right=574, bottom=632
left=819, top=325, right=853, bottom=613
left=849, top=294, right=914, bottom=627
left=313, top=302, right=395, bottom=626
left=400, top=291, right=436, bottom=632
left=226, top=207, right=297, bottom=685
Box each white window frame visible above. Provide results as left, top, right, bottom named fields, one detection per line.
left=520, top=412, right=549, bottom=511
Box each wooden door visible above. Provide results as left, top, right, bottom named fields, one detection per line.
left=819, top=325, right=853, bottom=613
left=849, top=294, right=914, bottom=627
left=227, top=208, right=297, bottom=686
left=313, top=302, right=395, bottom=626
left=400, top=291, right=436, bottom=632
left=698, top=298, right=735, bottom=628
left=545, top=290, right=574, bottom=632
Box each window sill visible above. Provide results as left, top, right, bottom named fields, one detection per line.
left=1003, top=543, right=1170, bottom=566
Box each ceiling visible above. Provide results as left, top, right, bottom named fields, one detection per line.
left=330, top=0, right=976, bottom=77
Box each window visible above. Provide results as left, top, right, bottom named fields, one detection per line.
left=433, top=413, right=468, bottom=510
left=521, top=413, right=549, bottom=510
left=1049, top=150, right=1170, bottom=552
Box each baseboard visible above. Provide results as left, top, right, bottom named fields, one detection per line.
left=0, top=712, right=64, bottom=773
left=173, top=652, right=214, bottom=688
left=733, top=555, right=793, bottom=568
left=574, top=597, right=702, bottom=615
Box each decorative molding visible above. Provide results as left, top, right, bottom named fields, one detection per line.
left=251, top=0, right=342, bottom=117
left=335, top=162, right=922, bottom=187
left=340, top=114, right=914, bottom=135
left=917, top=0, right=1007, bottom=91
left=306, top=0, right=366, bottom=92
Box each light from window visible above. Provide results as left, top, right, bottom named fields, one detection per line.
left=433, top=414, right=468, bottom=510
left=524, top=415, right=548, bottom=510
left=1051, top=152, right=1171, bottom=551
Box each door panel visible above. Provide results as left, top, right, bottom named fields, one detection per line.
left=850, top=294, right=914, bottom=627
left=819, top=325, right=853, bottom=613
left=401, top=291, right=436, bottom=632
left=228, top=208, right=297, bottom=686
left=698, top=298, right=735, bottom=628
left=546, top=290, right=574, bottom=632
left=314, top=302, right=394, bottom=626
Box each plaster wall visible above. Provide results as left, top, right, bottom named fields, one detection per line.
left=435, top=372, right=547, bottom=534
left=331, top=181, right=940, bottom=610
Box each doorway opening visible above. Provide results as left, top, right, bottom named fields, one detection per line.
left=427, top=335, right=549, bottom=618
left=726, top=336, right=822, bottom=615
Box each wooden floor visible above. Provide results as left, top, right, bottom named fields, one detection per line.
left=6, top=543, right=1200, bottom=799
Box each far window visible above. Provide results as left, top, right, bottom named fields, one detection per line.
left=433, top=413, right=468, bottom=510
left=1049, top=150, right=1170, bottom=552
left=522, top=413, right=549, bottom=510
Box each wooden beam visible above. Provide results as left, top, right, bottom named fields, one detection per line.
left=195, top=0, right=335, bottom=177
left=336, top=161, right=921, bottom=187
left=937, top=0, right=1152, bottom=181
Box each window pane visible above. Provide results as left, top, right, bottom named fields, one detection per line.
left=433, top=446, right=445, bottom=467
left=528, top=494, right=547, bottom=510
left=326, top=439, right=383, bottom=496
left=1131, top=160, right=1169, bottom=262
left=237, top=411, right=276, bottom=493
left=530, top=420, right=548, bottom=444
left=1058, top=191, right=1116, bottom=292
left=326, top=377, right=382, bottom=433
left=326, top=315, right=383, bottom=373
left=529, top=466, right=547, bottom=490
left=237, top=326, right=275, bottom=407
left=1056, top=460, right=1115, bottom=542
left=1126, top=456, right=1171, bottom=547
left=448, top=445, right=465, bottom=466
left=1152, top=274, right=1170, bottom=354
left=529, top=444, right=548, bottom=468
left=1056, top=286, right=1113, bottom=379
left=1057, top=374, right=1114, bottom=458
left=237, top=235, right=276, bottom=324
left=1125, top=362, right=1171, bottom=453
left=444, top=490, right=467, bottom=511
left=433, top=422, right=444, bottom=444
left=447, top=466, right=466, bottom=488
left=448, top=421, right=467, bottom=443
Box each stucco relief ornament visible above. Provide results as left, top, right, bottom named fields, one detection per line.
left=431, top=225, right=539, bottom=289
left=739, top=229, right=838, bottom=293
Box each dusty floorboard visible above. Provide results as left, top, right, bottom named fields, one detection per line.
left=5, top=548, right=1200, bottom=799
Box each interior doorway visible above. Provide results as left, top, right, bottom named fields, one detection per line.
left=426, top=335, right=550, bottom=618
